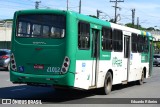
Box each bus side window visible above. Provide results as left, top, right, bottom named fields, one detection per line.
left=112, top=29, right=123, bottom=52
left=144, top=37, right=149, bottom=53
left=137, top=35, right=144, bottom=53
left=131, top=33, right=138, bottom=53
left=78, top=21, right=90, bottom=50
left=102, top=27, right=112, bottom=51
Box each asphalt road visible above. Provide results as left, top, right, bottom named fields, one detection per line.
left=0, top=67, right=160, bottom=106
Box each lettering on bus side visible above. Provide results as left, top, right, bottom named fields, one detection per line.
left=112, top=57, right=122, bottom=67
left=47, top=67, right=61, bottom=73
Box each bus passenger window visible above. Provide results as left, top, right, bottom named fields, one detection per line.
left=42, top=26, right=50, bottom=37
left=137, top=35, right=144, bottom=53
left=144, top=37, right=149, bottom=53
left=17, top=14, right=66, bottom=38
left=131, top=33, right=138, bottom=53
left=112, top=29, right=123, bottom=52
left=51, top=27, right=65, bottom=38
left=102, top=27, right=112, bottom=51
left=18, top=22, right=30, bottom=37
left=78, top=21, right=90, bottom=50
left=32, top=24, right=41, bottom=36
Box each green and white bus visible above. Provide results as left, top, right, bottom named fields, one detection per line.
left=10, top=9, right=154, bottom=94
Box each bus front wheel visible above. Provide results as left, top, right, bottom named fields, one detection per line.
left=104, top=72, right=113, bottom=95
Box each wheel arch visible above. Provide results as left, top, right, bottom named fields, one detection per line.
left=143, top=67, right=147, bottom=78
left=106, top=69, right=113, bottom=81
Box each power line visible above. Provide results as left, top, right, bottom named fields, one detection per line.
left=137, top=17, right=139, bottom=29
left=79, top=0, right=81, bottom=13
left=110, top=0, right=124, bottom=23
left=131, top=8, right=135, bottom=25
left=67, top=0, right=69, bottom=10
left=35, top=1, right=41, bottom=9
left=97, top=10, right=102, bottom=18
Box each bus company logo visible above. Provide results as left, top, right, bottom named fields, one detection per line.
left=33, top=42, right=46, bottom=45
left=112, top=57, right=122, bottom=67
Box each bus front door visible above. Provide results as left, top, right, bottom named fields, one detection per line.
left=91, top=29, right=100, bottom=86
left=123, top=35, right=130, bottom=82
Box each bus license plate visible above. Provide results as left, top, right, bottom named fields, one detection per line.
left=34, top=64, right=44, bottom=69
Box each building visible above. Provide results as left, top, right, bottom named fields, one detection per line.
left=0, top=19, right=12, bottom=49
left=149, top=31, right=160, bottom=41
left=145, top=30, right=160, bottom=54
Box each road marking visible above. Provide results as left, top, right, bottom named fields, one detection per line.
left=10, top=88, right=26, bottom=92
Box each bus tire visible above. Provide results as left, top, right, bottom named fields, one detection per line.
left=137, top=70, right=144, bottom=85
left=104, top=72, right=113, bottom=95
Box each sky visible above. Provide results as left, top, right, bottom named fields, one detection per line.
left=0, top=0, right=160, bottom=28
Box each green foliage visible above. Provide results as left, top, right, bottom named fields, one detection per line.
left=125, top=23, right=147, bottom=30
left=109, top=19, right=115, bottom=23
left=146, top=27, right=155, bottom=31
left=156, top=42, right=160, bottom=49
left=3, top=19, right=13, bottom=22
left=89, top=15, right=98, bottom=19
left=125, top=23, right=136, bottom=28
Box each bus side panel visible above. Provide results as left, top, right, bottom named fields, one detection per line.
left=97, top=52, right=126, bottom=88
left=65, top=11, right=78, bottom=86
left=141, top=53, right=150, bottom=78
left=111, top=52, right=126, bottom=84
left=97, top=50, right=111, bottom=88
left=74, top=60, right=93, bottom=89
left=129, top=53, right=142, bottom=81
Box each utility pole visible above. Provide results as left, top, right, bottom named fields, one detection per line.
left=35, top=1, right=41, bottom=9
left=97, top=10, right=102, bottom=18
left=79, top=0, right=81, bottom=13
left=137, top=17, right=139, bottom=29
left=131, top=8, right=135, bottom=26
left=110, top=0, right=124, bottom=23
left=67, top=0, right=69, bottom=10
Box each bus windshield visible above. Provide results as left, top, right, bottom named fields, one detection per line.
left=17, top=14, right=66, bottom=38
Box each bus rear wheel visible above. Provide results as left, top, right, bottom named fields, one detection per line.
left=137, top=70, right=144, bottom=85
left=104, top=72, right=113, bottom=95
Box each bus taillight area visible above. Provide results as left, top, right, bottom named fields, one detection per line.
left=10, top=53, right=17, bottom=71
left=60, top=56, right=70, bottom=74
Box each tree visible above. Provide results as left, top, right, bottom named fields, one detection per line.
left=146, top=27, right=155, bottom=31
left=89, top=15, right=98, bottom=19
left=125, top=23, right=135, bottom=28
left=125, top=23, right=147, bottom=30
left=157, top=42, right=160, bottom=49
left=109, top=19, right=115, bottom=23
